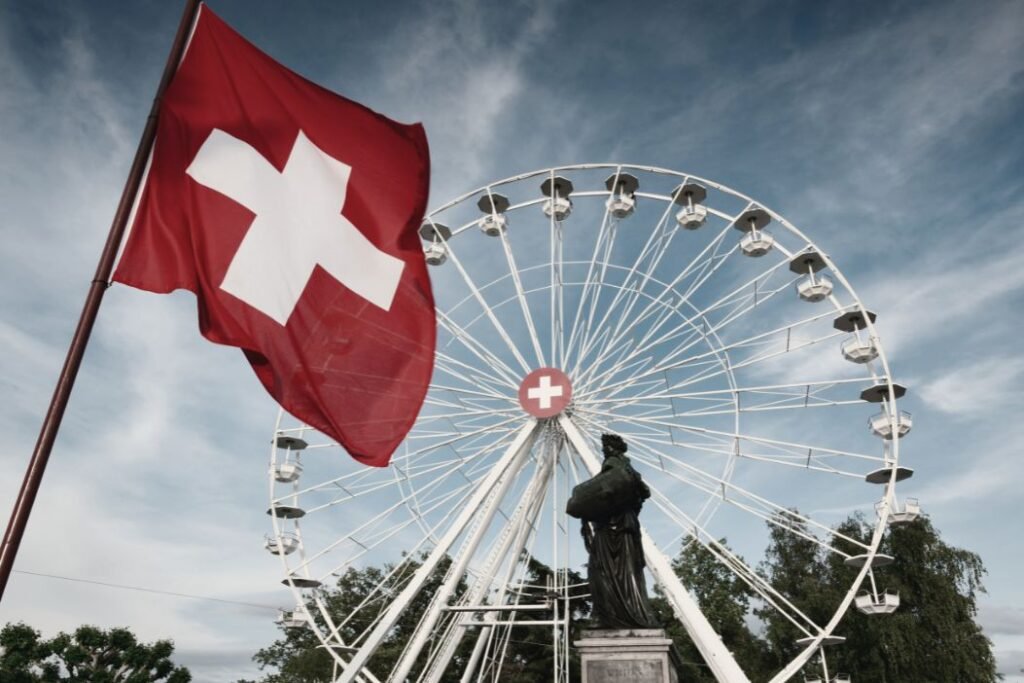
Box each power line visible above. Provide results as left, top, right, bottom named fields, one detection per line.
left=13, top=569, right=280, bottom=611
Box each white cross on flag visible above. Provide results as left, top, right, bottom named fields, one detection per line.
left=113, top=6, right=434, bottom=467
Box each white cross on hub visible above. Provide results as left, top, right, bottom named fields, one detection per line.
left=186, top=129, right=405, bottom=325
left=527, top=374, right=564, bottom=410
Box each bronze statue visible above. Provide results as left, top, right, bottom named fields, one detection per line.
left=566, top=433, right=658, bottom=629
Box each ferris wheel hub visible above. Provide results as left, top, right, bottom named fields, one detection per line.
left=517, top=367, right=573, bottom=417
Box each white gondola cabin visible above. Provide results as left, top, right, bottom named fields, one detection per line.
left=673, top=182, right=708, bottom=229
left=264, top=532, right=300, bottom=556
left=888, top=497, right=922, bottom=525
left=869, top=409, right=913, bottom=439
left=605, top=173, right=639, bottom=218
left=424, top=242, right=447, bottom=266
left=276, top=608, right=310, bottom=629
left=273, top=461, right=303, bottom=483
left=841, top=336, right=878, bottom=363
left=477, top=193, right=510, bottom=236
left=734, top=207, right=774, bottom=256
left=541, top=176, right=574, bottom=221
left=419, top=221, right=451, bottom=266
left=855, top=589, right=900, bottom=615
left=790, top=250, right=833, bottom=301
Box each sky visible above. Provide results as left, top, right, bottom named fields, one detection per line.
left=1, top=0, right=1022, bottom=681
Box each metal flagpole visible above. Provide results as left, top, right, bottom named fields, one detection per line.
left=0, top=0, right=204, bottom=602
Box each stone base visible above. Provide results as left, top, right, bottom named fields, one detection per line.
left=574, top=629, right=678, bottom=683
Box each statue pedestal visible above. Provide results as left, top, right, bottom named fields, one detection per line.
left=574, top=629, right=678, bottom=683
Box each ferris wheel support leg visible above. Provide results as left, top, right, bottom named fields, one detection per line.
left=558, top=415, right=751, bottom=683
left=458, top=442, right=558, bottom=683
left=388, top=423, right=542, bottom=683
left=335, top=420, right=541, bottom=683
left=426, top=437, right=558, bottom=683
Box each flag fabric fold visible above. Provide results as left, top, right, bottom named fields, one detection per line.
left=114, top=6, right=434, bottom=467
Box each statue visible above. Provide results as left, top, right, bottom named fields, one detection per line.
left=566, top=433, right=658, bottom=630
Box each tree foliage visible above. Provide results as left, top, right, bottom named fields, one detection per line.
left=245, top=554, right=471, bottom=683
left=0, top=623, right=190, bottom=683
left=476, top=556, right=590, bottom=683
left=245, top=514, right=999, bottom=682
left=244, top=553, right=589, bottom=683
left=750, top=511, right=998, bottom=682
left=652, top=538, right=769, bottom=681
left=817, top=515, right=998, bottom=682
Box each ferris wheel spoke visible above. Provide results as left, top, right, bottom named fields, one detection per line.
left=416, top=402, right=496, bottom=420
left=574, top=223, right=738, bottom=389
left=550, top=213, right=566, bottom=368
left=576, top=407, right=884, bottom=470
left=325, top=542, right=436, bottom=650
left=436, top=310, right=524, bottom=386
left=668, top=330, right=847, bottom=402
left=577, top=253, right=793, bottom=397
left=578, top=377, right=868, bottom=418
left=563, top=188, right=622, bottom=375
left=433, top=351, right=519, bottom=394
left=615, top=274, right=800, bottom=397
left=568, top=181, right=713, bottom=372
left=295, top=478, right=477, bottom=579
left=578, top=223, right=729, bottom=387
left=486, top=210, right=546, bottom=368
left=578, top=303, right=849, bottom=403
left=443, top=238, right=534, bottom=374
left=640, top=484, right=824, bottom=636
left=569, top=413, right=870, bottom=577
left=279, top=419, right=523, bottom=503
left=620, top=436, right=870, bottom=553
left=574, top=294, right=682, bottom=399
left=565, top=179, right=679, bottom=374
left=298, top=451, right=480, bottom=517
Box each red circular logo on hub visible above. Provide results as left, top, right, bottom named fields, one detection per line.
left=518, top=368, right=572, bottom=418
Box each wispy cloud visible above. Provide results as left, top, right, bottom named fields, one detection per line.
left=2, top=1, right=1022, bottom=681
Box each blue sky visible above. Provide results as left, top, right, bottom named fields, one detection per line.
left=1, top=0, right=1022, bottom=681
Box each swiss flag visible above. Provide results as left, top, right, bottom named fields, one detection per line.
left=113, top=6, right=435, bottom=467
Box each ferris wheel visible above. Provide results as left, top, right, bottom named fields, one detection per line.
left=264, top=164, right=919, bottom=683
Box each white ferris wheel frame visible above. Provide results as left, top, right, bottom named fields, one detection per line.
left=266, top=163, right=911, bottom=683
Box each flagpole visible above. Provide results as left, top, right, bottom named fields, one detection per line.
left=0, top=0, right=203, bottom=602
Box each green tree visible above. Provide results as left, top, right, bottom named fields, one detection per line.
left=246, top=554, right=472, bottom=683
left=245, top=554, right=589, bottom=683
left=756, top=510, right=837, bottom=672
left=653, top=538, right=768, bottom=681
left=0, top=622, right=190, bottom=683
left=480, top=556, right=590, bottom=682
left=820, top=515, right=998, bottom=682
left=757, top=511, right=999, bottom=682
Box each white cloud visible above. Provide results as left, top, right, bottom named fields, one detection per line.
left=1, top=1, right=1022, bottom=681
left=919, top=357, right=1024, bottom=417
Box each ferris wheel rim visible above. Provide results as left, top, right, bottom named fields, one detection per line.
left=267, top=162, right=907, bottom=683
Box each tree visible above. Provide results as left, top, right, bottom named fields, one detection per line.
left=653, top=538, right=768, bottom=681
left=0, top=623, right=190, bottom=683
left=758, top=511, right=999, bottom=682
left=756, top=510, right=838, bottom=672
left=820, top=514, right=998, bottom=682
left=477, top=556, right=590, bottom=683
left=246, top=554, right=473, bottom=683
left=246, top=513, right=1000, bottom=681
left=244, top=554, right=589, bottom=683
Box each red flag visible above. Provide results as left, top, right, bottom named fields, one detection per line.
left=113, top=6, right=434, bottom=467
